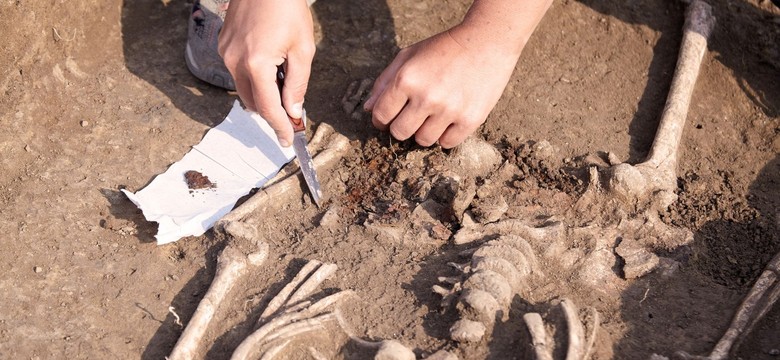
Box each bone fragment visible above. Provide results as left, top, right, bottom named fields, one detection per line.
left=216, top=130, right=349, bottom=227
left=374, top=340, right=416, bottom=360
left=231, top=291, right=353, bottom=360
left=616, top=237, right=660, bottom=279
left=285, top=263, right=339, bottom=306
left=523, top=312, right=553, bottom=360
left=608, top=0, right=715, bottom=201
left=342, top=78, right=373, bottom=116
left=168, top=242, right=270, bottom=360
left=561, top=299, right=585, bottom=360
left=258, top=339, right=291, bottom=360
left=676, top=252, right=780, bottom=360
left=583, top=307, right=601, bottom=360
left=260, top=260, right=323, bottom=320
left=450, top=319, right=486, bottom=343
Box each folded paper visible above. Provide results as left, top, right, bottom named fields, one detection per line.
left=122, top=101, right=295, bottom=244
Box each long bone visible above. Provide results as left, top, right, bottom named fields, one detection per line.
left=168, top=222, right=269, bottom=360
left=674, top=252, right=780, bottom=360
left=607, top=0, right=715, bottom=205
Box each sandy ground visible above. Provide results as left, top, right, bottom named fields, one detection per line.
left=0, top=0, right=778, bottom=358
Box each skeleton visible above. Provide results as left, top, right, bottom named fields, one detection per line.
left=169, top=123, right=428, bottom=359
left=430, top=1, right=733, bottom=358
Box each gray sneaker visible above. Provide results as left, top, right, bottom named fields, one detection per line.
left=185, top=0, right=236, bottom=90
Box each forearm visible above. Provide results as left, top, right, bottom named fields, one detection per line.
left=450, top=0, right=552, bottom=58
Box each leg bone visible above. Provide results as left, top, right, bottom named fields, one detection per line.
left=608, top=0, right=715, bottom=202
left=168, top=241, right=270, bottom=360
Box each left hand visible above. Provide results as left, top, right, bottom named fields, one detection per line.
left=363, top=27, right=520, bottom=149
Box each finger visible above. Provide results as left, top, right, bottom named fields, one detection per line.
left=235, top=74, right=257, bottom=112
left=388, top=101, right=428, bottom=141
left=413, top=115, right=452, bottom=147
left=251, top=66, right=294, bottom=147
left=370, top=86, right=409, bottom=131
left=364, top=51, right=407, bottom=111
left=281, top=45, right=315, bottom=119
left=438, top=122, right=478, bottom=149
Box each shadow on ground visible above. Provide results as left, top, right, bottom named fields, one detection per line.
left=579, top=0, right=779, bottom=162
left=615, top=156, right=779, bottom=358
left=121, top=0, right=398, bottom=140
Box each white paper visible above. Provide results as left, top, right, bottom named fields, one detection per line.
left=122, top=101, right=295, bottom=245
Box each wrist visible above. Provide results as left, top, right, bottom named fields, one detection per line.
left=450, top=0, right=552, bottom=59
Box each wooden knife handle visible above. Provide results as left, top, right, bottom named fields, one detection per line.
left=277, top=66, right=306, bottom=132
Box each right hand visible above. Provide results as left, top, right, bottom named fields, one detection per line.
left=218, top=0, right=315, bottom=147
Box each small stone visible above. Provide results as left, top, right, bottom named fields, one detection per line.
left=24, top=145, right=31, bottom=152
left=769, top=348, right=780, bottom=356
left=80, top=120, right=89, bottom=127
left=33, top=266, right=43, bottom=273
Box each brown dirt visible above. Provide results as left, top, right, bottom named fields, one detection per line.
left=1, top=0, right=778, bottom=359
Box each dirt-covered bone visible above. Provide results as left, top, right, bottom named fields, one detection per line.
left=434, top=234, right=538, bottom=342
left=522, top=299, right=600, bottom=360
left=672, top=252, right=780, bottom=360
left=342, top=78, right=373, bottom=120
left=523, top=313, right=553, bottom=360
left=230, top=261, right=353, bottom=360
left=604, top=0, right=715, bottom=208
left=168, top=223, right=269, bottom=360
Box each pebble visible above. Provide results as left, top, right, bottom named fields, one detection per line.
left=769, top=348, right=780, bottom=356
left=80, top=120, right=89, bottom=127
left=33, top=266, right=42, bottom=273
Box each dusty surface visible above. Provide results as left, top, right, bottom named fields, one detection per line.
left=1, top=0, right=778, bottom=358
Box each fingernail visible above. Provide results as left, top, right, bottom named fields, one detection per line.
left=363, top=94, right=375, bottom=110
left=291, top=102, right=303, bottom=118
left=279, top=139, right=290, bottom=147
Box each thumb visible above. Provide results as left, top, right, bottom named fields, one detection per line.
left=281, top=50, right=313, bottom=119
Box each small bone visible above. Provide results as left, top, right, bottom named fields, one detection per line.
left=341, top=78, right=373, bottom=116
left=374, top=340, right=416, bottom=360
left=450, top=319, right=486, bottom=343
left=168, top=242, right=269, bottom=360
left=260, top=260, right=323, bottom=320
left=523, top=312, right=553, bottom=360
left=285, top=263, right=338, bottom=306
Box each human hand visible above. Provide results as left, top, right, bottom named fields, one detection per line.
left=363, top=28, right=520, bottom=149
left=218, top=0, right=315, bottom=147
